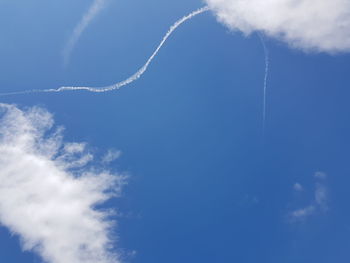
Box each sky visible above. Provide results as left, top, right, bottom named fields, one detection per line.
left=1, top=0, right=350, bottom=262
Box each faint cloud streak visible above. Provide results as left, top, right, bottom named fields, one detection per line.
left=102, top=149, right=122, bottom=164
left=293, top=183, right=303, bottom=192
left=63, top=0, right=107, bottom=66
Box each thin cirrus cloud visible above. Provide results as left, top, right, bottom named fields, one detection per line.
left=62, top=0, right=107, bottom=66
left=205, top=0, right=350, bottom=53
left=0, top=103, right=126, bottom=263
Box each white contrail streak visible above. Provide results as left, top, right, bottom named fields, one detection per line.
left=63, top=0, right=107, bottom=66
left=0, top=6, right=209, bottom=97
left=258, top=33, right=269, bottom=135
left=58, top=6, right=209, bottom=92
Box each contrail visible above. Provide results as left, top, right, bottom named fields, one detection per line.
left=258, top=33, right=269, bottom=136
left=58, top=6, right=209, bottom=92
left=63, top=0, right=107, bottom=66
left=0, top=6, right=209, bottom=97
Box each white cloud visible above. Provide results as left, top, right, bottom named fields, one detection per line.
left=293, top=183, right=303, bottom=192
left=315, top=182, right=328, bottom=210
left=205, top=0, right=350, bottom=53
left=63, top=0, right=107, bottom=66
left=290, top=205, right=315, bottom=219
left=102, top=150, right=122, bottom=164
left=289, top=172, right=328, bottom=221
left=314, top=171, right=327, bottom=179
left=0, top=104, right=125, bottom=263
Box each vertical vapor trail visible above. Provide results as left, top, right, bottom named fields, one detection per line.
left=63, top=0, right=107, bottom=66
left=258, top=34, right=269, bottom=136
left=0, top=6, right=209, bottom=97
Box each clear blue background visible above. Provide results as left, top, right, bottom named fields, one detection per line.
left=1, top=0, right=350, bottom=262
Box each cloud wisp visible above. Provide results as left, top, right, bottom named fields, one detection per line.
left=0, top=6, right=209, bottom=96
left=102, top=149, right=122, bottom=164
left=293, top=183, right=303, bottom=192
left=63, top=0, right=107, bottom=66
left=289, top=172, right=328, bottom=222
left=205, top=0, right=350, bottom=53
left=0, top=104, right=125, bottom=263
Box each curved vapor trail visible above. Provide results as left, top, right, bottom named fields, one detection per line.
left=258, top=33, right=269, bottom=135
left=0, top=6, right=209, bottom=97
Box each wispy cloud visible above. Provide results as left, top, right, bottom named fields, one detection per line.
left=289, top=172, right=328, bottom=222
left=63, top=0, right=107, bottom=66
left=290, top=205, right=315, bottom=220
left=293, top=183, right=303, bottom=192
left=205, top=0, right=350, bottom=53
left=314, top=171, right=327, bottom=179
left=102, top=149, right=122, bottom=164
left=315, top=181, right=328, bottom=211
left=0, top=104, right=125, bottom=263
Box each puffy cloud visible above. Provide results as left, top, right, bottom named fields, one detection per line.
left=205, top=0, right=350, bottom=53
left=0, top=104, right=125, bottom=263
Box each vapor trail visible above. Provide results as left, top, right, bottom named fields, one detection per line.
left=57, top=6, right=209, bottom=93
left=0, top=6, right=209, bottom=97
left=63, top=0, right=107, bottom=66
left=258, top=34, right=269, bottom=135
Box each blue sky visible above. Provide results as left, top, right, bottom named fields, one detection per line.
left=1, top=0, right=350, bottom=262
